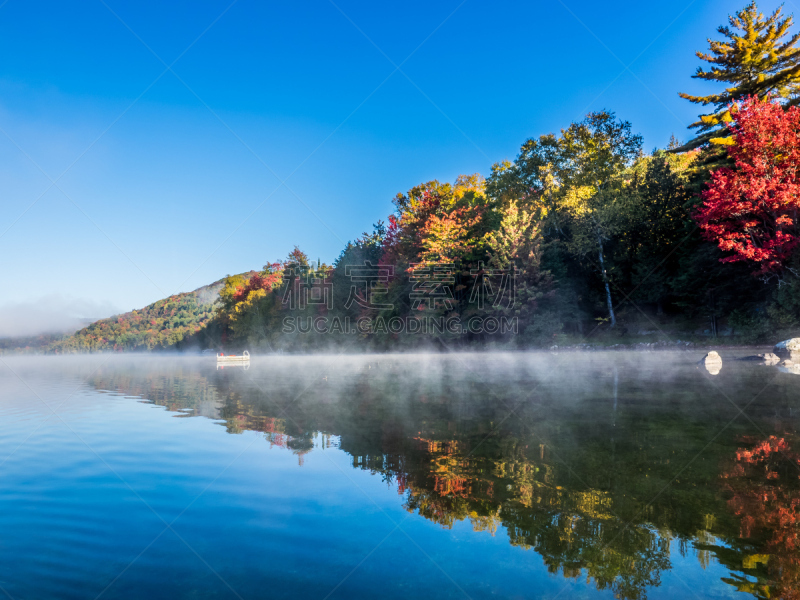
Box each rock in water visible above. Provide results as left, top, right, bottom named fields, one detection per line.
left=702, top=351, right=722, bottom=375
left=774, top=338, right=800, bottom=361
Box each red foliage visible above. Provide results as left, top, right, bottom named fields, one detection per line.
left=232, top=264, right=282, bottom=303
left=380, top=214, right=403, bottom=268
left=380, top=190, right=443, bottom=265
left=380, top=221, right=413, bottom=275
left=695, top=97, right=800, bottom=275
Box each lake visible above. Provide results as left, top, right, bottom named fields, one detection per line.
left=1, top=351, right=798, bottom=599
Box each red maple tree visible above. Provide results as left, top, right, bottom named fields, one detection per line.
left=695, top=97, right=800, bottom=275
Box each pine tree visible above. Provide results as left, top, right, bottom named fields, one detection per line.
left=678, top=2, right=800, bottom=150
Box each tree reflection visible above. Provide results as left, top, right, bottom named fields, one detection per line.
left=84, top=356, right=800, bottom=599
left=709, top=435, right=800, bottom=599
left=365, top=435, right=672, bottom=600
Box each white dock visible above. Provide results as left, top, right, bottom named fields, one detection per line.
left=216, top=350, right=250, bottom=364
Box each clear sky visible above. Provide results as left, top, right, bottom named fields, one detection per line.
left=0, top=0, right=788, bottom=335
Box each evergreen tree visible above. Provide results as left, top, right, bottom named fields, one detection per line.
left=678, top=2, right=800, bottom=150
left=623, top=151, right=696, bottom=314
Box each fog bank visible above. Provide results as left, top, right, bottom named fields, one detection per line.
left=0, top=294, right=119, bottom=338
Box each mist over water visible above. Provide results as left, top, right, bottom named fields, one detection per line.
left=1, top=351, right=798, bottom=599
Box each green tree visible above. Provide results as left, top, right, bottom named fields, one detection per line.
left=678, top=2, right=800, bottom=150
left=553, top=112, right=643, bottom=327
left=486, top=134, right=562, bottom=222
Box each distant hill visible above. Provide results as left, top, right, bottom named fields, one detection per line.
left=0, top=333, right=66, bottom=355
left=49, top=278, right=231, bottom=353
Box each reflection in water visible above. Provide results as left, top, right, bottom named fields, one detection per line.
left=76, top=352, right=800, bottom=599
left=216, top=362, right=250, bottom=370
left=711, top=436, right=800, bottom=599
left=778, top=363, right=800, bottom=375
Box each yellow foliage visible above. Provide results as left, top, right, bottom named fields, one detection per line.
left=742, top=554, right=770, bottom=569
left=234, top=288, right=266, bottom=313
left=710, top=136, right=736, bottom=146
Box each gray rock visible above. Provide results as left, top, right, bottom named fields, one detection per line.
left=774, top=338, right=800, bottom=360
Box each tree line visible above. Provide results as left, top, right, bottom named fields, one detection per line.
left=207, top=2, right=800, bottom=351
left=49, top=2, right=800, bottom=353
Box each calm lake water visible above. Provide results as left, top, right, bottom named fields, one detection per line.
left=1, top=351, right=798, bottom=599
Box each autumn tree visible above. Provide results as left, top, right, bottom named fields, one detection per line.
left=484, top=200, right=553, bottom=335
left=217, top=263, right=283, bottom=343
left=383, top=175, right=495, bottom=267
left=678, top=2, right=800, bottom=150
left=695, top=96, right=800, bottom=277
left=285, top=246, right=310, bottom=269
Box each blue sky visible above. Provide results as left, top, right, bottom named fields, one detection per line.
left=0, top=0, right=787, bottom=334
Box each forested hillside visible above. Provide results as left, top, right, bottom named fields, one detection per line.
left=48, top=278, right=233, bottom=353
